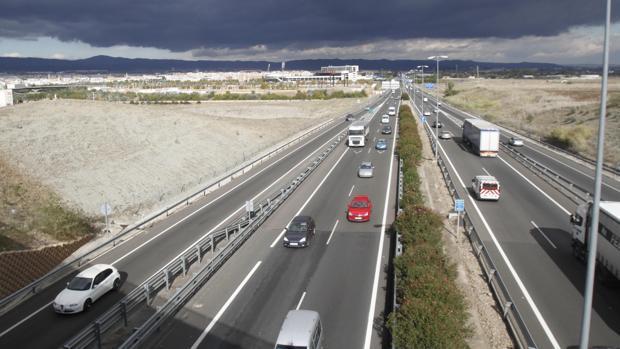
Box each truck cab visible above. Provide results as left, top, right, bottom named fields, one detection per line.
left=471, top=175, right=500, bottom=201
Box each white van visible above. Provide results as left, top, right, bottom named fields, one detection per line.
left=381, top=114, right=390, bottom=124
left=472, top=175, right=501, bottom=201
left=275, top=310, right=323, bottom=349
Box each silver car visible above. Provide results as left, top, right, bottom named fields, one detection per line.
left=509, top=137, right=524, bottom=146
left=358, top=162, right=374, bottom=178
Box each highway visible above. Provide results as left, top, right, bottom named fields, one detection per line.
left=409, top=85, right=620, bottom=348
left=0, top=94, right=388, bottom=349
left=142, top=94, right=401, bottom=348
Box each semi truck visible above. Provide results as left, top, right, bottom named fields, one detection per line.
left=347, top=121, right=369, bottom=147
left=570, top=201, right=620, bottom=281
left=462, top=118, right=500, bottom=157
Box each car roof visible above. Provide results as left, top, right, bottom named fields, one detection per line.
left=475, top=175, right=498, bottom=182
left=360, top=161, right=372, bottom=166
left=276, top=310, right=320, bottom=346
left=77, top=264, right=113, bottom=278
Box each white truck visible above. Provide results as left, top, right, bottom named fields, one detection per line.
left=347, top=121, right=369, bottom=147
left=462, top=119, right=500, bottom=157
left=570, top=201, right=620, bottom=281
left=388, top=106, right=396, bottom=116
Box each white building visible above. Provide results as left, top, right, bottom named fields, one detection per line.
left=319, top=65, right=359, bottom=81
left=0, top=88, right=14, bottom=107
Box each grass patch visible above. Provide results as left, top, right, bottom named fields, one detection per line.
left=388, top=104, right=470, bottom=348
left=544, top=125, right=594, bottom=153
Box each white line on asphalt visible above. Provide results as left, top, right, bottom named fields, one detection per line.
left=498, top=156, right=571, bottom=216
left=411, top=100, right=561, bottom=349
left=348, top=185, right=355, bottom=197
left=363, top=111, right=398, bottom=349
left=295, top=291, right=306, bottom=310
left=367, top=147, right=371, bottom=154
left=116, top=131, right=348, bottom=265
left=326, top=220, right=339, bottom=245
left=482, top=167, right=491, bottom=176
left=530, top=221, right=557, bottom=249
left=190, top=261, right=261, bottom=349
left=270, top=148, right=350, bottom=248
left=0, top=301, right=53, bottom=338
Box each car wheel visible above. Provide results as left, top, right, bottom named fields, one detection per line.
left=113, top=278, right=121, bottom=290
left=83, top=299, right=92, bottom=312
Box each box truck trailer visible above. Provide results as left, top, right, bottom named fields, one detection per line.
left=462, top=118, right=500, bottom=157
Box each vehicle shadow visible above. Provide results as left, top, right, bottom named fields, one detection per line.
left=529, top=226, right=620, bottom=344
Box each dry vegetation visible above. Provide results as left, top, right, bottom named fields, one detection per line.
left=0, top=97, right=369, bottom=251
left=438, top=78, right=620, bottom=167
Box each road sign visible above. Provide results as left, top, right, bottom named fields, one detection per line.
left=100, top=202, right=112, bottom=215
left=245, top=200, right=254, bottom=213
left=425, top=83, right=434, bottom=89
left=421, top=116, right=426, bottom=123
left=455, top=199, right=465, bottom=212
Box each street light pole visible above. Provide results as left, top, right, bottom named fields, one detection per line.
left=416, top=65, right=428, bottom=116
left=579, top=1, right=611, bottom=348
left=428, top=55, right=448, bottom=159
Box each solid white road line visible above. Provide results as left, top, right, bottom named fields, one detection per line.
left=295, top=291, right=306, bottom=310
left=482, top=167, right=491, bottom=176
left=497, top=156, right=571, bottom=216
left=348, top=185, right=355, bottom=197
left=0, top=302, right=53, bottom=338
left=190, top=261, right=262, bottom=349
left=427, top=119, right=562, bottom=349
left=530, top=221, right=558, bottom=249
left=363, top=112, right=398, bottom=349
left=270, top=148, right=350, bottom=248
left=326, top=220, right=339, bottom=245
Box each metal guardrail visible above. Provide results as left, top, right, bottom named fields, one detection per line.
left=500, top=143, right=592, bottom=204
left=390, top=157, right=404, bottom=349
left=0, top=97, right=386, bottom=315
left=421, top=91, right=620, bottom=177
left=421, top=117, right=537, bottom=349
left=64, top=128, right=347, bottom=349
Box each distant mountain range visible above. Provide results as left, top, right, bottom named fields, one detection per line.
left=0, top=55, right=593, bottom=74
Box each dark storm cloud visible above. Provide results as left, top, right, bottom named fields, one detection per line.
left=0, top=0, right=617, bottom=51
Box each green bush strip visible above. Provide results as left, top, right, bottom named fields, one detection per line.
left=388, top=104, right=471, bottom=348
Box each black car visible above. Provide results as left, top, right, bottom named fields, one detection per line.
left=432, top=121, right=443, bottom=128
left=283, top=216, right=316, bottom=248
left=345, top=113, right=354, bottom=121
left=381, top=125, right=392, bottom=134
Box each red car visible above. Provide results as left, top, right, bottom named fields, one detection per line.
left=347, top=195, right=372, bottom=222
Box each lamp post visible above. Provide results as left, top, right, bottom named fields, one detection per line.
left=416, top=65, right=428, bottom=116
left=579, top=1, right=611, bottom=348
left=412, top=70, right=418, bottom=105
left=428, top=55, right=448, bottom=159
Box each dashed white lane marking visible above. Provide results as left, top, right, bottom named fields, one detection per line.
left=295, top=291, right=306, bottom=310
left=190, top=261, right=262, bottom=349
left=326, top=220, right=339, bottom=245
left=348, top=185, right=355, bottom=197
left=530, top=221, right=558, bottom=249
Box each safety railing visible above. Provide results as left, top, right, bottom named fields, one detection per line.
left=0, top=96, right=386, bottom=315
left=64, top=128, right=348, bottom=349
left=500, top=143, right=592, bottom=204
left=422, top=119, right=537, bottom=349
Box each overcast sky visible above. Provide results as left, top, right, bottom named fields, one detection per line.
left=1, top=0, right=619, bottom=64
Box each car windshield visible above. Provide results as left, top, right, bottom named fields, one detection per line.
left=360, top=164, right=372, bottom=169
left=67, top=277, right=92, bottom=291
left=348, top=130, right=364, bottom=135
left=351, top=200, right=368, bottom=208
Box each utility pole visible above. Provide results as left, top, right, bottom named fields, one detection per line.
left=579, top=1, right=611, bottom=348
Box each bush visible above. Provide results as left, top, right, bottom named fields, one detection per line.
left=388, top=104, right=470, bottom=348
left=444, top=81, right=459, bottom=97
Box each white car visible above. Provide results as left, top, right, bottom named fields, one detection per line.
left=423, top=111, right=431, bottom=116
left=439, top=131, right=452, bottom=139
left=381, top=115, right=390, bottom=124
left=509, top=137, right=524, bottom=146
left=53, top=264, right=121, bottom=314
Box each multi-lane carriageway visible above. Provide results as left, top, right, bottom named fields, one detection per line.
left=0, top=92, right=400, bottom=348
left=407, top=84, right=620, bottom=348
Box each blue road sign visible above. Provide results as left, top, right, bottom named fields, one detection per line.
left=425, top=83, right=434, bottom=89
left=421, top=116, right=426, bottom=123
left=455, top=199, right=465, bottom=212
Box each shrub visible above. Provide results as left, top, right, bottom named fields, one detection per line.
left=388, top=104, right=470, bottom=348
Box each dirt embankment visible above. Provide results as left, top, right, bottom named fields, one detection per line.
left=439, top=78, right=620, bottom=167
left=0, top=97, right=369, bottom=250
